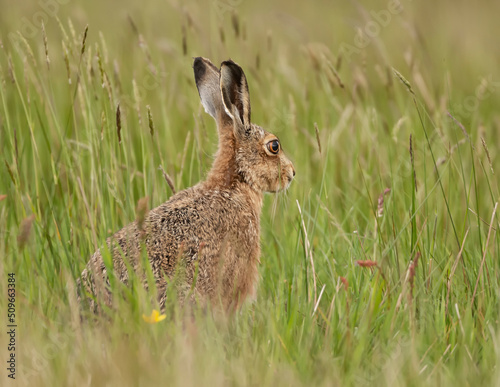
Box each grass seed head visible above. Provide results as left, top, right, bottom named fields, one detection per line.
left=80, top=25, right=89, bottom=57
left=17, top=214, right=36, bottom=249
left=356, top=260, right=377, bottom=268
left=116, top=103, right=122, bottom=144
left=408, top=252, right=421, bottom=302
left=377, top=188, right=391, bottom=218
left=392, top=67, right=414, bottom=95
left=481, top=137, right=494, bottom=174
left=159, top=165, right=176, bottom=194
left=219, top=26, right=225, bottom=43
left=62, top=40, right=71, bottom=84
left=147, top=105, right=155, bottom=136
left=182, top=25, right=187, bottom=56
left=136, top=197, right=149, bottom=233
left=231, top=10, right=240, bottom=38
left=42, top=21, right=50, bottom=70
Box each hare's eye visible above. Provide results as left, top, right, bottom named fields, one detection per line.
left=267, top=140, right=280, bottom=154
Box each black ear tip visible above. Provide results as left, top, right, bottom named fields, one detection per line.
left=221, top=59, right=244, bottom=78
left=193, top=57, right=204, bottom=70
left=221, top=59, right=237, bottom=68
left=194, top=57, right=220, bottom=82
left=193, top=57, right=207, bottom=81
left=193, top=57, right=203, bottom=65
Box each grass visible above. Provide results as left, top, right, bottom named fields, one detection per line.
left=1, top=0, right=500, bottom=385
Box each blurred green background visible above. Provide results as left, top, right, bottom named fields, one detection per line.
left=1, top=0, right=500, bottom=386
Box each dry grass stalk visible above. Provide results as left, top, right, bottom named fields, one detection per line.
left=178, top=131, right=191, bottom=183
left=7, top=54, right=15, bottom=84
left=127, top=15, right=139, bottom=35
left=16, top=32, right=36, bottom=68
left=392, top=262, right=412, bottom=330
left=325, top=58, right=344, bottom=88
left=113, top=59, right=121, bottom=91
left=97, top=49, right=105, bottom=87
left=447, top=111, right=473, bottom=149
left=98, top=31, right=109, bottom=64
left=314, top=123, right=322, bottom=154
left=289, top=95, right=297, bottom=132
left=77, top=177, right=98, bottom=250
left=4, top=160, right=15, bottom=184
left=17, top=214, right=36, bottom=249
left=305, top=45, right=321, bottom=71
left=102, top=67, right=114, bottom=105
left=326, top=278, right=346, bottom=338
left=408, top=252, right=421, bottom=303
left=445, top=229, right=469, bottom=316
left=159, top=165, right=176, bottom=194
left=41, top=21, right=50, bottom=70
left=471, top=202, right=498, bottom=307
left=24, top=56, right=31, bottom=105
left=231, top=10, right=240, bottom=38
left=481, top=137, right=494, bottom=174
left=413, top=69, right=435, bottom=111
left=136, top=197, right=149, bottom=235
left=13, top=127, right=18, bottom=169
left=62, top=41, right=71, bottom=84
left=182, top=25, right=187, bottom=56
left=410, top=135, right=417, bottom=191
left=100, top=111, right=106, bottom=140
left=299, top=127, right=318, bottom=150
left=312, top=284, right=327, bottom=316
left=435, top=138, right=466, bottom=168
left=296, top=200, right=318, bottom=306
left=132, top=79, right=142, bottom=125
left=65, top=271, right=82, bottom=332
left=219, top=26, right=225, bottom=43
left=68, top=18, right=77, bottom=46
left=55, top=16, right=69, bottom=47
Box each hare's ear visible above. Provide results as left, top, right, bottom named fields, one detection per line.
left=220, top=60, right=251, bottom=131
left=193, top=57, right=225, bottom=120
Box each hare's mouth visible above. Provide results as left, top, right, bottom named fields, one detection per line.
left=275, top=174, right=293, bottom=192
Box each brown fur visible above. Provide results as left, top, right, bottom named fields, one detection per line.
left=78, top=58, right=295, bottom=312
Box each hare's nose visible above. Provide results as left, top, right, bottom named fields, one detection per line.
left=292, top=167, right=296, bottom=177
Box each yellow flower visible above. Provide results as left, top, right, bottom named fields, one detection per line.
left=142, top=309, right=166, bottom=324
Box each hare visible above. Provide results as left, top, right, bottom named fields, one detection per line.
left=78, top=57, right=295, bottom=312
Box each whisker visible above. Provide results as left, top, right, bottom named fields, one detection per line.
left=271, top=192, right=279, bottom=221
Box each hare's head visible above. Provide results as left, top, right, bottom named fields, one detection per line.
left=193, top=57, right=295, bottom=193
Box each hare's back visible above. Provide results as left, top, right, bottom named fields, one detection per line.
left=145, top=188, right=238, bottom=271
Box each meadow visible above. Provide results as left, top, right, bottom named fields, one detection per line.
left=1, top=0, right=500, bottom=385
